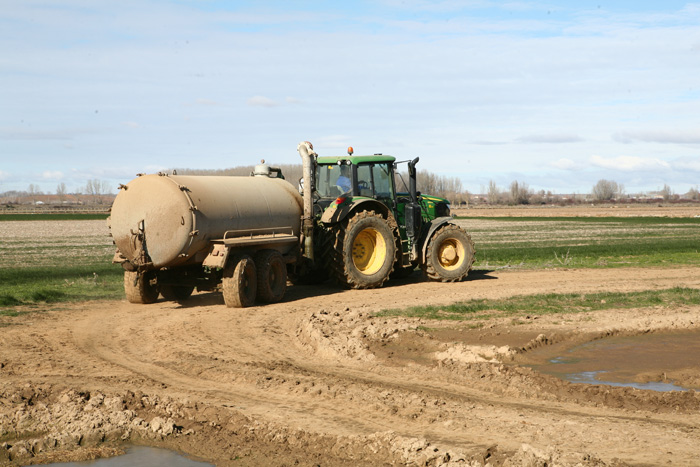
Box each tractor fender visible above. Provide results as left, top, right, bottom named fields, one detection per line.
left=419, top=217, right=454, bottom=262
left=321, top=198, right=391, bottom=225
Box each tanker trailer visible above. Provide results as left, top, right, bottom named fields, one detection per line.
left=109, top=168, right=303, bottom=307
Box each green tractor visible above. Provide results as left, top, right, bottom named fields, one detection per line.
left=297, top=141, right=475, bottom=288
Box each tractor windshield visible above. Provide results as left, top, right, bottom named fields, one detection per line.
left=315, top=161, right=396, bottom=200
left=356, top=163, right=394, bottom=200
left=315, top=163, right=350, bottom=198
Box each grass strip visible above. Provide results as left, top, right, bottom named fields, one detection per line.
left=0, top=264, right=123, bottom=305
left=475, top=237, right=700, bottom=269
left=376, top=287, right=700, bottom=321
left=456, top=216, right=700, bottom=224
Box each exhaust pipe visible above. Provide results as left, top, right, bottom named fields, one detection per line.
left=297, top=141, right=317, bottom=262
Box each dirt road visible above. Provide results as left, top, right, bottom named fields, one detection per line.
left=2, top=267, right=700, bottom=466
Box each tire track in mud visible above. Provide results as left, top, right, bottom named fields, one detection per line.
left=68, top=300, right=409, bottom=439
left=66, top=268, right=700, bottom=461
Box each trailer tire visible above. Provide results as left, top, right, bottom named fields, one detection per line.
left=330, top=210, right=396, bottom=289
left=160, top=284, right=195, bottom=302
left=222, top=255, right=257, bottom=308
left=255, top=250, right=287, bottom=303
left=124, top=270, right=159, bottom=304
left=422, top=224, right=475, bottom=282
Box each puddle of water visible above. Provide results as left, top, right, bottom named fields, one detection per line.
left=529, top=331, right=700, bottom=391
left=565, top=370, right=687, bottom=392
left=46, top=446, right=213, bottom=467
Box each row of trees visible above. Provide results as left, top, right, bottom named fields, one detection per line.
left=484, top=179, right=700, bottom=205
left=5, top=169, right=698, bottom=207
left=2, top=179, right=114, bottom=205
left=174, top=164, right=700, bottom=205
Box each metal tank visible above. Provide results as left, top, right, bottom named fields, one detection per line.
left=110, top=174, right=303, bottom=269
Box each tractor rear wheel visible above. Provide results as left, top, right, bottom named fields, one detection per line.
left=329, top=210, right=396, bottom=289
left=422, top=224, right=475, bottom=282
left=124, top=270, right=159, bottom=304
left=222, top=255, right=257, bottom=308
left=160, top=284, right=194, bottom=302
left=255, top=250, right=287, bottom=303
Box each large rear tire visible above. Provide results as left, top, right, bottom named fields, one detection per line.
left=329, top=210, right=396, bottom=289
left=222, top=255, right=257, bottom=308
left=422, top=224, right=475, bottom=282
left=124, top=270, right=159, bottom=304
left=255, top=250, right=287, bottom=303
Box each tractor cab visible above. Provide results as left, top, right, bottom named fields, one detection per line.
left=313, top=148, right=398, bottom=215
left=315, top=154, right=395, bottom=198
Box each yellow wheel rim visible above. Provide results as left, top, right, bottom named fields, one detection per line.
left=352, top=228, right=387, bottom=275
left=438, top=238, right=465, bottom=271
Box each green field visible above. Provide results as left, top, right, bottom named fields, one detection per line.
left=1, top=216, right=699, bottom=311
left=457, top=216, right=700, bottom=269
left=377, top=287, right=700, bottom=322
left=0, top=217, right=122, bottom=312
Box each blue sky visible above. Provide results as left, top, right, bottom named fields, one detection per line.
left=1, top=0, right=699, bottom=195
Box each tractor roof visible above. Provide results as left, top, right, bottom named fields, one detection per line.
left=316, top=154, right=396, bottom=165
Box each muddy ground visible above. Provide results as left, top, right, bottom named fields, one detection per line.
left=2, top=264, right=700, bottom=466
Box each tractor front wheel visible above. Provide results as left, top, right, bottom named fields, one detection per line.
left=422, top=224, right=475, bottom=282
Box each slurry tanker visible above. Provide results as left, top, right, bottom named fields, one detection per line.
left=109, top=142, right=475, bottom=307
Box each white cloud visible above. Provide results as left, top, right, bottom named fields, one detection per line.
left=517, top=134, right=583, bottom=144
left=550, top=158, right=579, bottom=170
left=672, top=157, right=700, bottom=172
left=41, top=171, right=64, bottom=180
left=613, top=130, right=700, bottom=145
left=0, top=170, right=9, bottom=181
left=314, top=135, right=354, bottom=150
left=246, top=96, right=279, bottom=108
left=590, top=155, right=671, bottom=171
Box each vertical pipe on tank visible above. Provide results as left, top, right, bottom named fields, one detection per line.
left=297, top=141, right=317, bottom=262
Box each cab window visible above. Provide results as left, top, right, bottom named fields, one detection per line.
left=357, top=163, right=394, bottom=199
left=316, top=164, right=349, bottom=198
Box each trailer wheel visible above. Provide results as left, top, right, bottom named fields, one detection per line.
left=222, top=255, right=257, bottom=308
left=329, top=210, right=396, bottom=289
left=255, top=250, right=287, bottom=303
left=160, top=284, right=195, bottom=302
left=124, top=270, right=159, bottom=304
left=422, top=224, right=475, bottom=282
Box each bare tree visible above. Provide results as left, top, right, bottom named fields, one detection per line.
left=27, top=184, right=42, bottom=204
left=85, top=179, right=109, bottom=204
left=101, top=180, right=114, bottom=195
left=56, top=182, right=67, bottom=203
left=592, top=179, right=620, bottom=201
left=487, top=180, right=501, bottom=205
left=660, top=184, right=673, bottom=201
left=687, top=186, right=699, bottom=201
left=509, top=180, right=531, bottom=205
